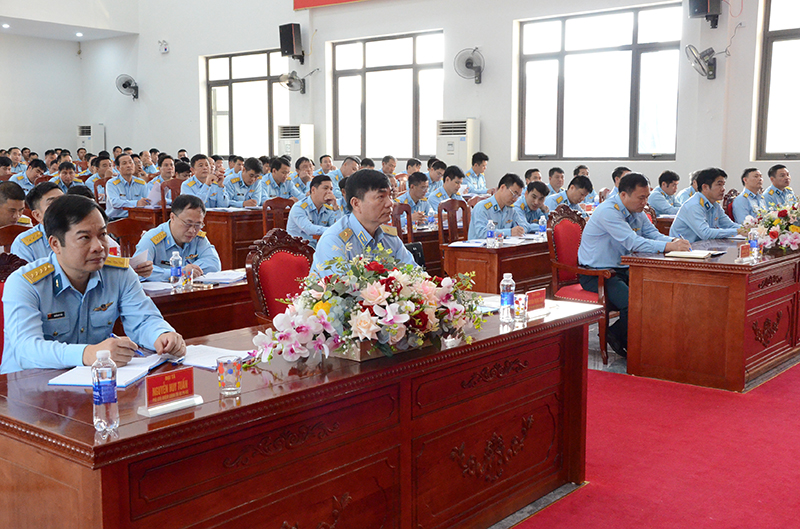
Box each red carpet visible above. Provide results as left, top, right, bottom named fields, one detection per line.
left=515, top=367, right=800, bottom=528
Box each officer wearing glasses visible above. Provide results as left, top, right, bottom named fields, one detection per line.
left=467, top=173, right=526, bottom=239
left=134, top=194, right=221, bottom=282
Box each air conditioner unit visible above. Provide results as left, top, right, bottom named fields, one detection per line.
left=277, top=124, right=314, bottom=162
left=77, top=124, right=106, bottom=153
left=435, top=119, right=480, bottom=170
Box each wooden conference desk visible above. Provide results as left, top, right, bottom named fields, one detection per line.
left=0, top=301, right=602, bottom=529
left=623, top=239, right=800, bottom=391
left=442, top=239, right=551, bottom=294
left=655, top=216, right=674, bottom=236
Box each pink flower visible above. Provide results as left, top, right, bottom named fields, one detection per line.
left=388, top=324, right=407, bottom=345
left=374, top=303, right=410, bottom=326
left=349, top=309, right=381, bottom=340
left=360, top=281, right=390, bottom=306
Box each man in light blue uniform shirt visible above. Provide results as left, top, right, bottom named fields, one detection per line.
left=145, top=155, right=176, bottom=198
left=544, top=175, right=592, bottom=217
left=428, top=166, right=466, bottom=213
left=224, top=157, right=263, bottom=207
left=675, top=171, right=699, bottom=205
left=763, top=164, right=795, bottom=210
left=515, top=181, right=550, bottom=233
left=224, top=155, right=243, bottom=177
left=605, top=166, right=631, bottom=200
left=1, top=195, right=185, bottom=374
left=263, top=157, right=297, bottom=201
left=463, top=152, right=493, bottom=195
left=468, top=173, right=526, bottom=239
left=573, top=165, right=598, bottom=204
left=7, top=147, right=26, bottom=174
left=324, top=156, right=360, bottom=200
left=10, top=182, right=62, bottom=262
left=287, top=174, right=343, bottom=248
left=140, top=151, right=159, bottom=175
left=547, top=167, right=565, bottom=195
left=732, top=168, right=766, bottom=223
left=105, top=154, right=150, bottom=219
left=648, top=170, right=681, bottom=216
left=579, top=172, right=689, bottom=357
left=11, top=159, right=46, bottom=194
left=312, top=170, right=417, bottom=277
left=314, top=154, right=334, bottom=176
left=426, top=160, right=447, bottom=197
left=670, top=167, right=741, bottom=242
left=181, top=154, right=229, bottom=208
left=395, top=172, right=432, bottom=219
left=49, top=162, right=86, bottom=193
left=290, top=157, right=315, bottom=200
left=135, top=194, right=222, bottom=282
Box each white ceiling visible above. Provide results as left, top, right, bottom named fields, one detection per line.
left=0, top=15, right=135, bottom=42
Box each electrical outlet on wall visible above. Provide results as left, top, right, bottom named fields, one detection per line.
left=158, top=40, right=169, bottom=54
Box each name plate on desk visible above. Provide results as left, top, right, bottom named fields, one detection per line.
left=138, top=367, right=203, bottom=418
left=738, top=243, right=751, bottom=260
left=527, top=288, right=546, bottom=311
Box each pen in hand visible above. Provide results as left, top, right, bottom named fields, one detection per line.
left=109, top=332, right=145, bottom=357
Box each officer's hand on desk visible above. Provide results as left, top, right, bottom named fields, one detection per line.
left=411, top=211, right=426, bottom=222
left=665, top=239, right=692, bottom=252
left=136, top=198, right=150, bottom=207
left=242, top=199, right=257, bottom=207
left=83, top=337, right=138, bottom=367
left=183, top=263, right=203, bottom=278
left=134, top=260, right=153, bottom=278
left=155, top=332, right=186, bottom=358
left=511, top=226, right=526, bottom=237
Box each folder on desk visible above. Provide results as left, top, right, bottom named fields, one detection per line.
left=48, top=355, right=167, bottom=388
left=665, top=250, right=715, bottom=259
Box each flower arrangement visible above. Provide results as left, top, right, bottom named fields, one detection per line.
left=244, top=245, right=485, bottom=366
left=740, top=203, right=800, bottom=251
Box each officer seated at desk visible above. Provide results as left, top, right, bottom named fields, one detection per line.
left=135, top=194, right=222, bottom=282
left=468, top=173, right=526, bottom=239
left=669, top=167, right=741, bottom=243
left=394, top=172, right=432, bottom=222
left=515, top=180, right=550, bottom=232
left=0, top=195, right=185, bottom=374
left=287, top=174, right=343, bottom=248
left=10, top=182, right=63, bottom=262
left=224, top=157, right=264, bottom=207
left=543, top=175, right=592, bottom=217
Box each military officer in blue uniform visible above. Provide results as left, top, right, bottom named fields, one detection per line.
left=287, top=175, right=343, bottom=248
left=224, top=157, right=264, bottom=207
left=105, top=154, right=150, bottom=219
left=326, top=156, right=360, bottom=200
left=314, top=154, right=335, bottom=177
left=224, top=155, right=243, bottom=177
left=463, top=152, right=493, bottom=195
left=426, top=160, right=447, bottom=197
left=10, top=183, right=63, bottom=262
left=11, top=159, right=47, bottom=194
left=312, top=170, right=417, bottom=277
left=180, top=154, right=229, bottom=208
left=514, top=181, right=550, bottom=232
left=605, top=166, right=631, bottom=200
left=1, top=195, right=185, bottom=374
left=7, top=147, right=26, bottom=174
left=648, top=170, right=681, bottom=216
left=763, top=164, right=795, bottom=210
left=547, top=167, right=565, bottom=195
left=674, top=171, right=699, bottom=205
left=578, top=173, right=689, bottom=357
left=289, top=157, right=315, bottom=200
left=572, top=165, right=598, bottom=204
left=49, top=162, right=86, bottom=193
left=262, top=157, right=296, bottom=201
left=83, top=155, right=114, bottom=199
left=670, top=167, right=741, bottom=242
left=428, top=166, right=466, bottom=213
left=468, top=173, right=526, bottom=239
left=732, top=168, right=766, bottom=223
left=394, top=172, right=432, bottom=220
left=543, top=175, right=592, bottom=217
left=135, top=194, right=222, bottom=282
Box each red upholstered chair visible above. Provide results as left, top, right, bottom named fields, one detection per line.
left=245, top=229, right=315, bottom=327
left=0, top=225, right=29, bottom=253
left=724, top=189, right=739, bottom=221
left=262, top=197, right=294, bottom=234
left=547, top=204, right=615, bottom=364
left=0, top=253, right=29, bottom=361
left=642, top=204, right=657, bottom=225
left=437, top=198, right=471, bottom=247
left=392, top=202, right=414, bottom=243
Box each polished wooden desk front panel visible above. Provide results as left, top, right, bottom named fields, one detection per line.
left=623, top=239, right=800, bottom=391
left=0, top=302, right=602, bottom=529
left=125, top=205, right=166, bottom=226
left=204, top=209, right=265, bottom=270
left=442, top=240, right=551, bottom=294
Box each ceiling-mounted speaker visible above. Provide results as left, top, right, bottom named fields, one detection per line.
left=279, top=23, right=304, bottom=64
left=688, top=0, right=721, bottom=29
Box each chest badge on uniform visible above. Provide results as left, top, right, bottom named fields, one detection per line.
left=93, top=302, right=114, bottom=312
left=47, top=311, right=65, bottom=320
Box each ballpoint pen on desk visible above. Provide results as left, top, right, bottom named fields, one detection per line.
left=109, top=332, right=145, bottom=356
left=108, top=332, right=185, bottom=365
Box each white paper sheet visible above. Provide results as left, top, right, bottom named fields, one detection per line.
left=48, top=355, right=166, bottom=388
left=448, top=240, right=486, bottom=247
left=195, top=270, right=246, bottom=284
left=141, top=281, right=173, bottom=292
left=182, top=344, right=253, bottom=370
left=129, top=252, right=148, bottom=268
left=147, top=181, right=162, bottom=205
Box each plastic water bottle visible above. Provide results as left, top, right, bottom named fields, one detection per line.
left=92, top=350, right=119, bottom=432
left=538, top=215, right=547, bottom=240
left=749, top=229, right=761, bottom=261
left=499, top=273, right=515, bottom=323
left=486, top=220, right=497, bottom=248
left=169, top=251, right=183, bottom=292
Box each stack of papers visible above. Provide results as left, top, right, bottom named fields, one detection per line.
left=48, top=355, right=166, bottom=388
left=195, top=270, right=246, bottom=284
left=665, top=250, right=714, bottom=259
left=501, top=237, right=528, bottom=246
left=449, top=240, right=486, bottom=248
left=141, top=281, right=173, bottom=292
left=182, top=344, right=254, bottom=370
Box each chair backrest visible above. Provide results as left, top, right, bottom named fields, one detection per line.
left=642, top=204, right=657, bottom=224
left=405, top=242, right=426, bottom=269
left=0, top=253, right=29, bottom=362
left=391, top=202, right=414, bottom=243
left=437, top=199, right=471, bottom=246
left=245, top=228, right=315, bottom=325
left=34, top=175, right=50, bottom=185
left=0, top=225, right=29, bottom=251
left=724, top=189, right=739, bottom=221
left=22, top=208, right=37, bottom=226
left=107, top=218, right=155, bottom=257
left=94, top=175, right=112, bottom=201
left=467, top=195, right=486, bottom=208
left=548, top=204, right=587, bottom=288
left=598, top=188, right=610, bottom=202
left=262, top=197, right=294, bottom=233
left=160, top=178, right=183, bottom=220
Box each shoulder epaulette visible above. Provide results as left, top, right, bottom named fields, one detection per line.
left=769, top=189, right=774, bottom=195
left=74, top=177, right=84, bottom=183
left=381, top=224, right=398, bottom=237
left=420, top=197, right=428, bottom=202
left=231, top=177, right=241, bottom=184
left=556, top=196, right=564, bottom=204
left=484, top=202, right=492, bottom=209
left=339, top=228, right=353, bottom=242
left=133, top=178, right=146, bottom=185
left=21, top=230, right=43, bottom=246
left=295, top=182, right=301, bottom=187
left=22, top=263, right=54, bottom=284
left=324, top=204, right=334, bottom=210
left=197, top=231, right=207, bottom=238
left=150, top=231, right=167, bottom=245
left=186, top=180, right=196, bottom=187
left=300, top=201, right=308, bottom=209
left=111, top=178, right=121, bottom=185
left=436, top=191, right=443, bottom=198
left=788, top=187, right=794, bottom=193
left=104, top=256, right=130, bottom=268
left=17, top=216, right=31, bottom=225
left=265, top=179, right=273, bottom=186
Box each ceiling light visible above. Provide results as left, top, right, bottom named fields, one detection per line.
left=2, top=24, right=10, bottom=29
left=76, top=32, right=83, bottom=37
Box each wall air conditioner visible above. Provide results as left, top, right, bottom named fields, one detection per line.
left=277, top=124, right=314, bottom=163
left=435, top=119, right=480, bottom=170
left=76, top=124, right=106, bottom=153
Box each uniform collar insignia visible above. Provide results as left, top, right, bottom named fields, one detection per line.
left=357, top=230, right=369, bottom=247
left=93, top=302, right=114, bottom=312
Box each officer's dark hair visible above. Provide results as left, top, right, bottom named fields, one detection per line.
left=44, top=195, right=108, bottom=245
left=28, top=159, right=47, bottom=172
left=123, top=147, right=132, bottom=152
left=612, top=166, right=631, bottom=184
left=549, top=167, right=564, bottom=178
left=98, top=150, right=110, bottom=157
left=190, top=154, right=208, bottom=168
left=28, top=152, right=38, bottom=159
left=361, top=158, right=375, bottom=168
left=270, top=156, right=290, bottom=172
left=382, top=155, right=396, bottom=164
left=524, top=168, right=541, bottom=181
left=58, top=152, right=72, bottom=162
left=231, top=155, right=244, bottom=164
left=112, top=145, right=122, bottom=152
left=431, top=160, right=447, bottom=172
left=171, top=194, right=206, bottom=216
left=67, top=185, right=96, bottom=201
left=295, top=156, right=311, bottom=171
left=26, top=182, right=61, bottom=211
left=741, top=167, right=759, bottom=186
left=568, top=175, right=593, bottom=193
left=0, top=181, right=25, bottom=206
left=443, top=165, right=465, bottom=182
left=8, top=147, right=20, bottom=154
left=0, top=156, right=10, bottom=168
left=471, top=152, right=489, bottom=166
left=768, top=164, right=787, bottom=179
left=149, top=148, right=159, bottom=156
left=310, top=174, right=332, bottom=189
left=45, top=149, right=56, bottom=157
left=345, top=169, right=390, bottom=212
left=696, top=167, right=727, bottom=191
left=427, top=157, right=438, bottom=169
left=92, top=155, right=110, bottom=168
left=406, top=158, right=422, bottom=171
left=658, top=170, right=680, bottom=187
left=573, top=164, right=589, bottom=176
left=498, top=173, right=524, bottom=190
left=177, top=149, right=188, bottom=154
left=528, top=181, right=549, bottom=196
left=21, top=147, right=30, bottom=153
left=282, top=154, right=292, bottom=163
left=114, top=154, right=132, bottom=168
left=228, top=154, right=238, bottom=162
left=319, top=154, right=331, bottom=164
left=158, top=154, right=174, bottom=167
left=175, top=161, right=191, bottom=174
left=130, top=153, right=140, bottom=160
left=618, top=172, right=649, bottom=195
left=210, top=154, right=223, bottom=162
left=180, top=157, right=190, bottom=164
left=343, top=155, right=361, bottom=166
left=244, top=157, right=263, bottom=174
left=408, top=172, right=428, bottom=187
left=58, top=162, right=76, bottom=173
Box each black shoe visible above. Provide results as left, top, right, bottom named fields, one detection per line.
left=606, top=332, right=627, bottom=358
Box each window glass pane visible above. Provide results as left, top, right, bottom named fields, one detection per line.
left=522, top=20, right=562, bottom=55
left=523, top=60, right=559, bottom=156
left=335, top=42, right=363, bottom=70
left=638, top=50, right=679, bottom=155
left=565, top=12, right=633, bottom=51
left=563, top=51, right=631, bottom=157
left=269, top=52, right=289, bottom=76
left=272, top=82, right=290, bottom=156
left=337, top=75, right=362, bottom=155
left=416, top=33, right=444, bottom=64
left=769, top=0, right=800, bottom=31
left=232, top=53, right=268, bottom=79
left=366, top=69, right=413, bottom=158
left=418, top=69, right=444, bottom=156
left=366, top=37, right=413, bottom=68
left=765, top=40, right=800, bottom=153
left=210, top=86, right=229, bottom=156
left=232, top=81, right=270, bottom=157
left=638, top=7, right=682, bottom=43
left=208, top=58, right=229, bottom=81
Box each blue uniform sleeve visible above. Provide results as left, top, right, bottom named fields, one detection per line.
left=10, top=236, right=35, bottom=263
left=116, top=268, right=175, bottom=350
left=514, top=206, right=535, bottom=233
left=290, top=182, right=307, bottom=200
left=135, top=235, right=169, bottom=282
left=464, top=174, right=487, bottom=194
left=543, top=194, right=559, bottom=212
left=716, top=205, right=740, bottom=230
left=208, top=185, right=229, bottom=208
left=311, top=233, right=348, bottom=277
left=648, top=191, right=679, bottom=216
left=193, top=237, right=222, bottom=274
left=289, top=205, right=329, bottom=237
left=731, top=195, right=750, bottom=224
left=601, top=209, right=670, bottom=254
left=107, top=182, right=138, bottom=209
left=181, top=180, right=212, bottom=203
left=673, top=203, right=739, bottom=241
left=468, top=204, right=488, bottom=239
left=224, top=180, right=244, bottom=207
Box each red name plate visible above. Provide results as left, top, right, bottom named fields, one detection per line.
left=527, top=288, right=546, bottom=311
left=739, top=243, right=751, bottom=259
left=146, top=367, right=194, bottom=407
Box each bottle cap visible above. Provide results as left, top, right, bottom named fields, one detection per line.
left=503, top=273, right=512, bottom=279
left=172, top=250, right=180, bottom=256
left=96, top=350, right=110, bottom=360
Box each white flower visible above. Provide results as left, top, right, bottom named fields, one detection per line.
left=360, top=281, right=390, bottom=306
left=374, top=303, right=410, bottom=326
left=349, top=309, right=381, bottom=341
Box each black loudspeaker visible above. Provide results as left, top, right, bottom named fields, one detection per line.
left=279, top=23, right=304, bottom=64
left=688, top=0, right=721, bottom=28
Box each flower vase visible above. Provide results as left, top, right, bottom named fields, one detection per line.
left=328, top=339, right=428, bottom=362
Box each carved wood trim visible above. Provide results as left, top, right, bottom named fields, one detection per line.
left=757, top=275, right=783, bottom=290
left=223, top=421, right=341, bottom=468
left=752, top=311, right=782, bottom=347
left=460, top=359, right=530, bottom=389
left=281, top=493, right=352, bottom=529
left=449, top=416, right=534, bottom=482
